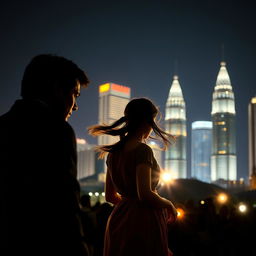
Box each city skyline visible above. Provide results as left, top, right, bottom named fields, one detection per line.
left=0, top=0, right=255, bottom=181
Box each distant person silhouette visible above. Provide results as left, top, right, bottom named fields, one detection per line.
left=80, top=194, right=98, bottom=255
left=93, top=202, right=114, bottom=256
left=0, top=54, right=90, bottom=255
left=88, top=98, right=177, bottom=256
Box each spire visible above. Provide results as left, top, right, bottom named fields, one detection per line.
left=221, top=44, right=225, bottom=63
left=165, top=75, right=186, bottom=120
left=169, top=75, right=183, bottom=98
left=212, top=61, right=235, bottom=115
left=174, top=60, right=178, bottom=76
left=215, top=61, right=231, bottom=88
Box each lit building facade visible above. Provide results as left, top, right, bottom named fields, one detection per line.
left=98, top=82, right=131, bottom=171
left=98, top=83, right=131, bottom=146
left=191, top=121, right=212, bottom=183
left=165, top=75, right=187, bottom=178
left=249, top=96, right=256, bottom=189
left=76, top=139, right=95, bottom=180
left=211, top=62, right=237, bottom=182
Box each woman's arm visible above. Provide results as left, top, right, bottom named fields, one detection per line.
left=105, top=168, right=122, bottom=205
left=136, top=163, right=177, bottom=216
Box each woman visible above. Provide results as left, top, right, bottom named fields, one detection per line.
left=88, top=98, right=177, bottom=256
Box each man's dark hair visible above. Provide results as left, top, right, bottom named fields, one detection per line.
left=21, top=54, right=89, bottom=99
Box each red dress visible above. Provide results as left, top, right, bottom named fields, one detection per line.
left=104, top=143, right=173, bottom=256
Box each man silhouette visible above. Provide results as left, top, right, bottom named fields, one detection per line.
left=0, top=54, right=90, bottom=255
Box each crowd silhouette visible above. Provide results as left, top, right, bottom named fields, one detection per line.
left=80, top=194, right=255, bottom=256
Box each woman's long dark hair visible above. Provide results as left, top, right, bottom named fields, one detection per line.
left=88, top=98, right=175, bottom=158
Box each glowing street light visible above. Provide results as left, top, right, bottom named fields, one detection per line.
left=200, top=200, right=205, bottom=205
left=238, top=203, right=247, bottom=214
left=162, top=172, right=172, bottom=182
left=176, top=208, right=185, bottom=219
left=217, top=193, right=228, bottom=204
left=160, top=170, right=174, bottom=185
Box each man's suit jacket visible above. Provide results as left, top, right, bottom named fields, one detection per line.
left=0, top=99, right=88, bottom=255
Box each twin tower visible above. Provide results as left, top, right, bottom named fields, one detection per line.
left=165, top=62, right=237, bottom=182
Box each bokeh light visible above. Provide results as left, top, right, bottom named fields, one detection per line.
left=238, top=203, right=247, bottom=213
left=161, top=171, right=173, bottom=184
left=217, top=193, right=228, bottom=204
left=177, top=208, right=185, bottom=219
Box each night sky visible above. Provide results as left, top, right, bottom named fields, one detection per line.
left=1, top=0, right=255, bottom=181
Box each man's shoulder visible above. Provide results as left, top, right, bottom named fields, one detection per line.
left=62, top=120, right=76, bottom=136
left=0, top=107, right=15, bottom=128
left=0, top=111, right=10, bottom=122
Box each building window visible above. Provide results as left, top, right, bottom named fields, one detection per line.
left=215, top=121, right=225, bottom=125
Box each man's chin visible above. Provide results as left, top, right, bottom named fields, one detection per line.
left=65, top=114, right=71, bottom=121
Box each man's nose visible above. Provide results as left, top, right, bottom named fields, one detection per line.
left=73, top=102, right=78, bottom=111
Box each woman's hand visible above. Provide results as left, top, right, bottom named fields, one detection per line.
left=166, top=205, right=178, bottom=224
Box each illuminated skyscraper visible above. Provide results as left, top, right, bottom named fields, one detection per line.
left=98, top=82, right=131, bottom=172
left=77, top=139, right=96, bottom=180
left=165, top=75, right=187, bottom=178
left=249, top=96, right=256, bottom=189
left=98, top=82, right=131, bottom=146
left=191, top=121, right=212, bottom=183
left=211, top=62, right=237, bottom=182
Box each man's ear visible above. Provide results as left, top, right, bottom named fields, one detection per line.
left=52, top=82, right=65, bottom=100
left=45, top=83, right=66, bottom=110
